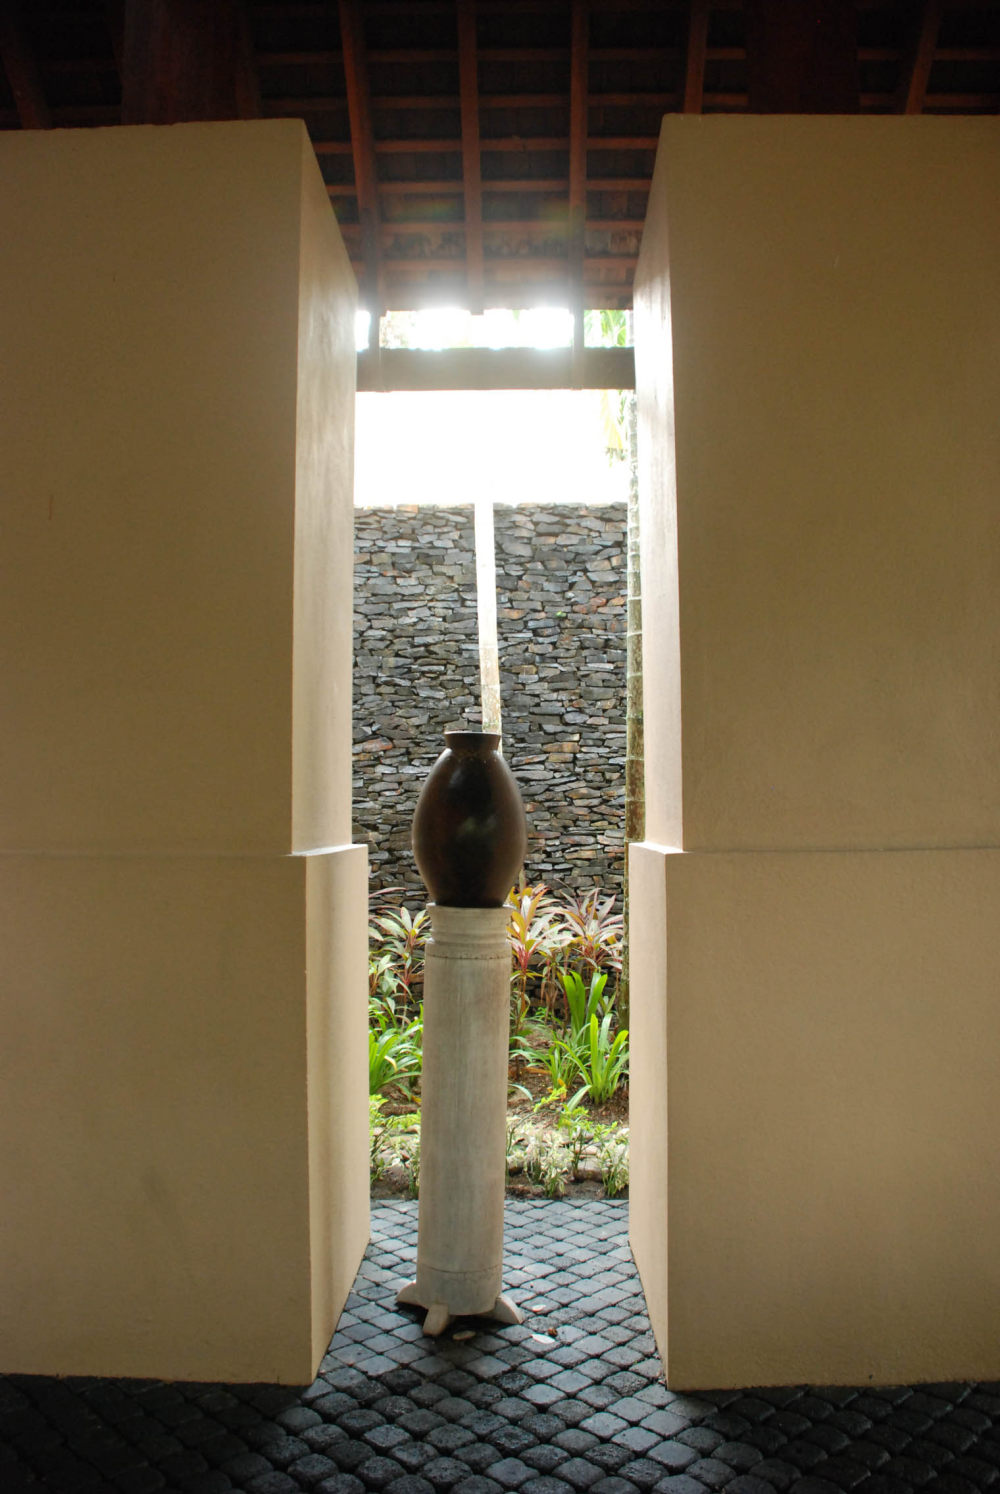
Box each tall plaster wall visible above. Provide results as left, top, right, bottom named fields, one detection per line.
left=0, top=121, right=368, bottom=1382
left=631, top=117, right=1000, bottom=1387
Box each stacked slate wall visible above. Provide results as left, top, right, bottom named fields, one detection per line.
left=352, top=502, right=626, bottom=902
left=493, top=504, right=626, bottom=894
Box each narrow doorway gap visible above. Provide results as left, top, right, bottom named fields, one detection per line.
left=355, top=385, right=634, bottom=1297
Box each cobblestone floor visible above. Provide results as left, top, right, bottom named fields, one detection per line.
left=3, top=1200, right=999, bottom=1494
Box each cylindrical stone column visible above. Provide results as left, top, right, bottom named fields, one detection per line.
left=397, top=904, right=520, bottom=1335
left=399, top=728, right=526, bottom=1336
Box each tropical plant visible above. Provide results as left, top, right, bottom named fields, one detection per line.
left=556, top=1103, right=592, bottom=1176
left=558, top=890, right=624, bottom=976
left=598, top=1128, right=630, bottom=1197
left=369, top=948, right=400, bottom=1004
left=505, top=1119, right=526, bottom=1178
left=564, top=1013, right=630, bottom=1108
left=371, top=905, right=429, bottom=1008
left=506, top=878, right=568, bottom=1026
left=538, top=1039, right=575, bottom=1101
left=368, top=1001, right=423, bottom=1096
left=369, top=1096, right=390, bottom=1181
left=512, top=1122, right=565, bottom=1196
left=539, top=1142, right=570, bottom=1198
left=559, top=969, right=611, bottom=1048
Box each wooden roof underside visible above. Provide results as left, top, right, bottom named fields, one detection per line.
left=3, top=0, right=999, bottom=320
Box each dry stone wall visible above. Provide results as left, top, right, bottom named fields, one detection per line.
left=494, top=504, right=626, bottom=894
left=352, top=502, right=626, bottom=902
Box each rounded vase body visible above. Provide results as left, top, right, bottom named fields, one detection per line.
left=412, top=731, right=528, bottom=907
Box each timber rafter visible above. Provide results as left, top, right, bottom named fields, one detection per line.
left=3, top=0, right=999, bottom=313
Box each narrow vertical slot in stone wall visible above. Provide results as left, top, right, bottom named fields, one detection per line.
left=493, top=505, right=627, bottom=894
left=353, top=501, right=626, bottom=901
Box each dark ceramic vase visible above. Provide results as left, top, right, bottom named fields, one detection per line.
left=412, top=731, right=528, bottom=907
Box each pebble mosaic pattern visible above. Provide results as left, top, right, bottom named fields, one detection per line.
left=3, top=1201, right=999, bottom=1494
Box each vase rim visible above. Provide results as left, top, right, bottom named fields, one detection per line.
left=444, top=729, right=500, bottom=751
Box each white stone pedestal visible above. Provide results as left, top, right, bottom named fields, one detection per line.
left=397, top=905, right=522, bottom=1336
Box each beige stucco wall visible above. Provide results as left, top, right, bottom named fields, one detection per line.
left=293, top=127, right=357, bottom=853
left=307, top=847, right=371, bottom=1369
left=631, top=843, right=1000, bottom=1389
left=631, top=117, right=1000, bottom=1386
left=0, top=121, right=368, bottom=1381
left=0, top=119, right=352, bottom=855
left=635, top=116, right=1000, bottom=854
left=0, top=849, right=366, bottom=1382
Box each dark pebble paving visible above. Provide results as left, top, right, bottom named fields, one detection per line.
left=2, top=1202, right=999, bottom=1493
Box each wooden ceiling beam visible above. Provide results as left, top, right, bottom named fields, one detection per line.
left=257, top=49, right=342, bottom=66
left=592, top=47, right=679, bottom=61
left=478, top=48, right=564, bottom=63
left=371, top=93, right=458, bottom=109
left=587, top=176, right=652, bottom=190
left=104, top=0, right=125, bottom=75
left=120, top=0, right=259, bottom=123
left=457, top=0, right=485, bottom=311
left=569, top=0, right=589, bottom=385
left=328, top=174, right=652, bottom=198
left=374, top=216, right=645, bottom=235
left=373, top=255, right=640, bottom=278
left=365, top=136, right=653, bottom=154
left=0, top=3, right=52, bottom=128
left=896, top=0, right=944, bottom=114
left=357, top=346, right=634, bottom=393
left=338, top=0, right=383, bottom=341
left=746, top=0, right=859, bottom=113
left=683, top=0, right=710, bottom=114
left=368, top=49, right=454, bottom=63
left=262, top=96, right=348, bottom=112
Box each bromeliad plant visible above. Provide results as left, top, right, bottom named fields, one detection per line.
left=368, top=879, right=629, bottom=1110
left=506, top=878, right=570, bottom=1030
left=368, top=895, right=429, bottom=1098
left=370, top=904, right=429, bottom=1010
left=558, top=889, right=624, bottom=977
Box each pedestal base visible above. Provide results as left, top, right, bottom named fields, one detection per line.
left=395, top=905, right=519, bottom=1338
left=397, top=1281, right=522, bottom=1337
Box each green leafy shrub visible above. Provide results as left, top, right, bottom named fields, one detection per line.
left=559, top=969, right=611, bottom=1050
left=369, top=883, right=629, bottom=1114
left=564, top=1013, right=630, bottom=1108
left=368, top=1000, right=423, bottom=1096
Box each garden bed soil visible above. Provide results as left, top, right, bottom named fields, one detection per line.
left=372, top=1067, right=629, bottom=1201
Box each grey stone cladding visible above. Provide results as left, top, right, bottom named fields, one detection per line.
left=493, top=504, right=626, bottom=895
left=352, top=502, right=626, bottom=900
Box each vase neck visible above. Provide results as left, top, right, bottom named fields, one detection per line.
left=444, top=730, right=499, bottom=754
